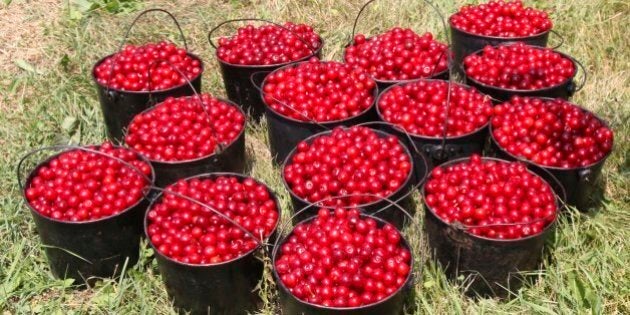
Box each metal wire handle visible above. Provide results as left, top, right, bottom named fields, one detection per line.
left=143, top=60, right=224, bottom=154
left=105, top=9, right=188, bottom=93
left=208, top=18, right=319, bottom=55
left=569, top=55, right=588, bottom=93
left=549, top=29, right=565, bottom=50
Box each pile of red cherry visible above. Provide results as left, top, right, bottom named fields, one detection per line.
left=262, top=59, right=376, bottom=122
left=450, top=0, right=553, bottom=37
left=146, top=175, right=279, bottom=264
left=492, top=97, right=613, bottom=168
left=275, top=208, right=411, bottom=307
left=25, top=142, right=152, bottom=222
left=378, top=80, right=493, bottom=137
left=463, top=43, right=575, bottom=90
left=217, top=22, right=321, bottom=65
left=94, top=41, right=202, bottom=91
left=125, top=94, right=245, bottom=162
left=283, top=126, right=412, bottom=207
left=425, top=155, right=557, bottom=239
left=344, top=28, right=449, bottom=81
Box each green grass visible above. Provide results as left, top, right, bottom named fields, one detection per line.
left=1, top=0, right=629, bottom=314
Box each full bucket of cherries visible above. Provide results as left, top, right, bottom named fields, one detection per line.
left=17, top=0, right=616, bottom=313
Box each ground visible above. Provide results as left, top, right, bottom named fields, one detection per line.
left=0, top=0, right=629, bottom=314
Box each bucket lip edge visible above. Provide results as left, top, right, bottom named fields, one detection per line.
left=144, top=172, right=282, bottom=268
left=280, top=126, right=416, bottom=210
left=260, top=59, right=378, bottom=125
left=124, top=96, right=247, bottom=165
left=271, top=211, right=414, bottom=311
left=448, top=16, right=551, bottom=40
left=420, top=156, right=559, bottom=243
left=215, top=40, right=324, bottom=68
left=462, top=45, right=577, bottom=93
left=91, top=52, right=204, bottom=95
left=488, top=96, right=613, bottom=171
left=342, top=43, right=451, bottom=84
left=22, top=144, right=156, bottom=226
left=375, top=78, right=492, bottom=141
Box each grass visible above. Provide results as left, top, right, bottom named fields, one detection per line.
left=1, top=0, right=628, bottom=313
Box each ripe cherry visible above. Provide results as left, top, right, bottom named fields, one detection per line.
left=275, top=208, right=411, bottom=307
left=492, top=97, right=613, bottom=168
left=425, top=155, right=557, bottom=239
left=450, top=0, right=553, bottom=37
left=125, top=94, right=245, bottom=162
left=146, top=175, right=279, bottom=264
left=344, top=28, right=448, bottom=81
left=378, top=80, right=493, bottom=137
left=263, top=58, right=376, bottom=122
left=25, top=142, right=152, bottom=222
left=217, top=22, right=321, bottom=65
left=94, top=41, right=202, bottom=91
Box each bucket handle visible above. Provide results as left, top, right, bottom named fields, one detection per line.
left=249, top=69, right=333, bottom=131
left=569, top=56, right=587, bottom=95
left=549, top=29, right=565, bottom=50
left=207, top=18, right=319, bottom=55
left=17, top=144, right=154, bottom=196
left=104, top=9, right=188, bottom=94
left=349, top=0, right=451, bottom=47
left=143, top=60, right=225, bottom=154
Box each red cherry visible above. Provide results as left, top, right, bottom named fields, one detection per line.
left=450, top=1, right=553, bottom=37
left=217, top=22, right=321, bottom=65
left=25, top=142, right=152, bottom=222
left=125, top=94, right=245, bottom=162
left=94, top=41, right=202, bottom=91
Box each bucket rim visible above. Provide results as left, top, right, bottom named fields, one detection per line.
left=281, top=126, right=416, bottom=210
left=91, top=52, right=204, bottom=95
left=271, top=210, right=414, bottom=311
left=448, top=16, right=551, bottom=40
left=420, top=156, right=559, bottom=243
left=124, top=96, right=247, bottom=165
left=21, top=144, right=156, bottom=225
left=489, top=96, right=613, bottom=171
left=462, top=44, right=577, bottom=93
left=260, top=59, right=378, bottom=125
left=215, top=40, right=324, bottom=69
left=375, top=78, right=492, bottom=141
left=144, top=172, right=281, bottom=268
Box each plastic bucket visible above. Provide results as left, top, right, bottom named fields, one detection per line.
left=126, top=97, right=247, bottom=188
left=375, top=79, right=490, bottom=172
left=255, top=61, right=378, bottom=165
left=422, top=156, right=561, bottom=297
left=209, top=18, right=323, bottom=120
left=92, top=9, right=203, bottom=141
left=462, top=45, right=586, bottom=103
left=18, top=145, right=155, bottom=286
left=146, top=172, right=280, bottom=315
left=487, top=100, right=611, bottom=211
left=281, top=127, right=416, bottom=228
left=272, top=212, right=414, bottom=314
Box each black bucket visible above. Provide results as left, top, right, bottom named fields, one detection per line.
left=462, top=45, right=586, bottom=103
left=375, top=79, right=491, bottom=172
left=146, top=172, right=280, bottom=315
left=126, top=97, right=247, bottom=188
left=449, top=19, right=562, bottom=66
left=18, top=145, right=155, bottom=286
left=253, top=61, right=378, bottom=165
left=422, top=157, right=560, bottom=297
left=208, top=18, right=323, bottom=120
left=272, top=212, right=414, bottom=315
left=487, top=101, right=612, bottom=211
left=281, top=127, right=416, bottom=228
left=92, top=9, right=203, bottom=141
